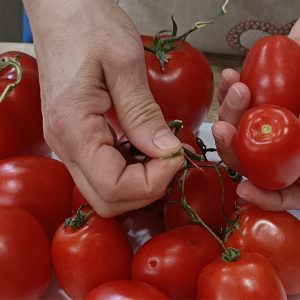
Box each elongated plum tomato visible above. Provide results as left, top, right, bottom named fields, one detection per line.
left=226, top=204, right=300, bottom=295
left=197, top=252, right=287, bottom=300
left=236, top=104, right=300, bottom=190
left=142, top=35, right=214, bottom=133
left=131, top=224, right=221, bottom=299
left=84, top=280, right=170, bottom=300
left=240, top=35, right=300, bottom=115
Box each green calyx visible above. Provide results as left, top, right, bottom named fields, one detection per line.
left=144, top=0, right=230, bottom=69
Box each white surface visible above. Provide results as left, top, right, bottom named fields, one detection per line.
left=44, top=122, right=300, bottom=299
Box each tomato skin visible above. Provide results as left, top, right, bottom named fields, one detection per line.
left=84, top=280, right=170, bottom=300
left=0, top=51, right=50, bottom=159
left=226, top=204, right=300, bottom=295
left=164, top=163, right=238, bottom=234
left=52, top=209, right=134, bottom=300
left=0, top=156, right=74, bottom=239
left=72, top=185, right=89, bottom=212
left=236, top=104, right=300, bottom=190
left=241, top=35, right=300, bottom=116
left=141, top=35, right=214, bottom=133
left=131, top=224, right=222, bottom=299
left=0, top=205, right=51, bottom=300
left=196, top=252, right=287, bottom=300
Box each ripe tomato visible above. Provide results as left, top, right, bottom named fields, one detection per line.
left=236, top=104, right=300, bottom=190
left=164, top=162, right=239, bottom=234
left=141, top=35, right=214, bottom=133
left=52, top=207, right=133, bottom=300
left=226, top=204, right=300, bottom=295
left=131, top=224, right=221, bottom=299
left=85, top=280, right=170, bottom=300
left=0, top=205, right=51, bottom=300
left=0, top=51, right=50, bottom=159
left=197, top=252, right=287, bottom=300
left=0, top=156, right=74, bottom=239
left=241, top=35, right=300, bottom=116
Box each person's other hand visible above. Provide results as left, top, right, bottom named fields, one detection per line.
left=212, top=18, right=300, bottom=211
left=23, top=0, right=184, bottom=217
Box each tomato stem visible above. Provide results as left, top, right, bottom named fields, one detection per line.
left=144, top=0, right=230, bottom=69
left=64, top=205, right=94, bottom=228
left=0, top=56, right=22, bottom=102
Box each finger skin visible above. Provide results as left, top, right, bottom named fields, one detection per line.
left=23, top=0, right=184, bottom=217
left=218, top=68, right=240, bottom=104
left=237, top=179, right=300, bottom=211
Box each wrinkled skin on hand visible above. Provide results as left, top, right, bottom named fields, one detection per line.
left=23, top=0, right=184, bottom=217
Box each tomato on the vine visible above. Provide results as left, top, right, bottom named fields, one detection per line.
left=0, top=51, right=50, bottom=159
left=142, top=35, right=214, bottom=133
left=85, top=280, right=170, bottom=300
left=241, top=35, right=300, bottom=115
left=131, top=224, right=221, bottom=299
left=0, top=205, right=51, bottom=300
left=226, top=204, right=300, bottom=295
left=164, top=162, right=239, bottom=234
left=52, top=207, right=133, bottom=300
left=236, top=104, right=300, bottom=190
left=197, top=252, right=287, bottom=300
left=0, top=156, right=74, bottom=239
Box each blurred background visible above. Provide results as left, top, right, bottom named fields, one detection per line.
left=0, top=0, right=23, bottom=42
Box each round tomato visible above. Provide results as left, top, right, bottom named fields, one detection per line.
left=236, top=104, right=300, bottom=190
left=72, top=185, right=89, bottom=212
left=197, top=252, right=286, bottom=300
left=240, top=35, right=300, bottom=116
left=164, top=162, right=239, bottom=234
left=85, top=280, right=169, bottom=300
left=0, top=51, right=50, bottom=159
left=52, top=207, right=133, bottom=300
left=0, top=156, right=74, bottom=239
left=226, top=204, right=300, bottom=295
left=131, top=224, right=221, bottom=299
left=142, top=35, right=214, bottom=133
left=0, top=205, right=51, bottom=300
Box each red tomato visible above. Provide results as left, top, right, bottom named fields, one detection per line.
left=142, top=35, right=214, bottom=133
left=197, top=252, right=287, bottom=300
left=0, top=51, right=50, bottom=159
left=121, top=198, right=167, bottom=252
left=52, top=207, right=134, bottom=300
left=0, top=205, right=51, bottom=300
left=226, top=204, right=300, bottom=295
left=84, top=280, right=170, bottom=300
left=0, top=156, right=74, bottom=238
left=131, top=224, right=222, bottom=299
left=164, top=162, right=239, bottom=234
left=236, top=104, right=300, bottom=190
left=241, top=35, right=300, bottom=116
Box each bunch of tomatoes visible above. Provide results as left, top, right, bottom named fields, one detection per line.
left=0, top=15, right=300, bottom=300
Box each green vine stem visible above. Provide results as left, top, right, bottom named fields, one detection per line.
left=144, top=0, right=230, bottom=68
left=178, top=168, right=240, bottom=262
left=0, top=56, right=22, bottom=102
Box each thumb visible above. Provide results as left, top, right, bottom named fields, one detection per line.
left=288, top=17, right=300, bottom=45
left=109, top=59, right=182, bottom=158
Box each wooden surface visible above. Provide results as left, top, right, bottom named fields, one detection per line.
left=0, top=43, right=244, bottom=123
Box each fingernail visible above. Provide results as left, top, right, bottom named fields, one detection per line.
left=228, top=86, right=243, bottom=106
left=236, top=184, right=251, bottom=201
left=153, top=127, right=181, bottom=150
left=212, top=123, right=226, bottom=147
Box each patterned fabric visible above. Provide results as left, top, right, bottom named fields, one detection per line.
left=118, top=0, right=299, bottom=55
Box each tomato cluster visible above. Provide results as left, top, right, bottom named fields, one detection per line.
left=1, top=21, right=300, bottom=300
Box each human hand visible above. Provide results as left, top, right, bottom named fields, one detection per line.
left=23, top=0, right=184, bottom=217
left=212, top=18, right=300, bottom=211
